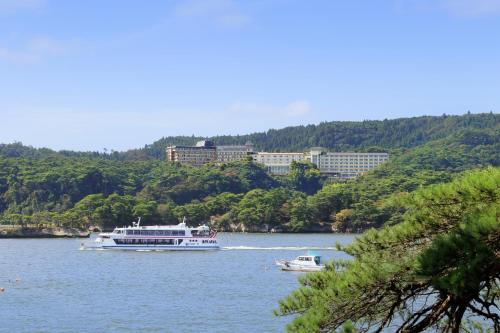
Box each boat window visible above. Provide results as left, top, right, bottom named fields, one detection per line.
left=177, top=239, right=183, bottom=245
left=314, top=257, right=320, bottom=265
left=179, top=230, right=185, bottom=236
left=134, top=230, right=141, bottom=235
left=191, top=230, right=198, bottom=236
left=156, top=239, right=174, bottom=245
left=126, top=230, right=133, bottom=235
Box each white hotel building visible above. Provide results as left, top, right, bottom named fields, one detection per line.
left=309, top=148, right=389, bottom=178
left=253, top=149, right=389, bottom=178
left=216, top=142, right=254, bottom=163
left=167, top=142, right=389, bottom=178
left=252, top=152, right=307, bottom=175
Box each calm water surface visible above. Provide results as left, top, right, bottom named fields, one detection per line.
left=0, top=233, right=355, bottom=333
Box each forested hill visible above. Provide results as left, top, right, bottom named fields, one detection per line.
left=0, top=113, right=498, bottom=160
left=0, top=112, right=498, bottom=232
left=130, top=113, right=500, bottom=160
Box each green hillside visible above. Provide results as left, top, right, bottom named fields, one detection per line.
left=132, top=112, right=499, bottom=159
left=0, top=113, right=498, bottom=232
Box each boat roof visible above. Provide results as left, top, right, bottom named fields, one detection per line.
left=115, top=222, right=209, bottom=230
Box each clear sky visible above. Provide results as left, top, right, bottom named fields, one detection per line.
left=0, top=0, right=499, bottom=151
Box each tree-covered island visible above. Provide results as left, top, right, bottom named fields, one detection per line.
left=0, top=113, right=498, bottom=236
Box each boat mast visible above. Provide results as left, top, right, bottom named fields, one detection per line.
left=133, top=217, right=141, bottom=228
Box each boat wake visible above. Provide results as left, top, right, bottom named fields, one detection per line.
left=221, top=246, right=336, bottom=251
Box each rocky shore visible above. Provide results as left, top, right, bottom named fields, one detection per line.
left=0, top=226, right=90, bottom=238
left=213, top=222, right=343, bottom=233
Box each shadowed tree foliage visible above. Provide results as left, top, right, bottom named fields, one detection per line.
left=277, top=167, right=500, bottom=333
left=0, top=114, right=498, bottom=231
left=287, top=161, right=322, bottom=195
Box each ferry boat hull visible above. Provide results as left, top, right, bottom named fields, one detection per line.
left=80, top=219, right=220, bottom=251
left=81, top=243, right=220, bottom=251
left=100, top=245, right=219, bottom=251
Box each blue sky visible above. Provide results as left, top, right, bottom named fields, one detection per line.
left=0, top=0, right=499, bottom=151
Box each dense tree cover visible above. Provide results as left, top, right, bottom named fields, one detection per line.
left=0, top=114, right=498, bottom=232
left=0, top=157, right=282, bottom=228
left=329, top=127, right=498, bottom=228
left=214, top=127, right=498, bottom=232
left=0, top=142, right=117, bottom=159
left=2, top=114, right=497, bottom=163
left=277, top=167, right=500, bottom=332
left=129, top=113, right=498, bottom=160
left=214, top=188, right=311, bottom=232
left=287, top=161, right=322, bottom=195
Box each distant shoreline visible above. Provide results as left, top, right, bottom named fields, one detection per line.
left=0, top=226, right=90, bottom=238
left=0, top=224, right=361, bottom=239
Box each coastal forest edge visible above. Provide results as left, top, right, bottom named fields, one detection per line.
left=0, top=113, right=498, bottom=233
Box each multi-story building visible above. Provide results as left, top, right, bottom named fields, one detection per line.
left=216, top=141, right=254, bottom=162
left=166, top=140, right=217, bottom=167
left=167, top=141, right=389, bottom=178
left=252, top=152, right=307, bottom=175
left=252, top=148, right=389, bottom=178
left=310, top=148, right=389, bottom=178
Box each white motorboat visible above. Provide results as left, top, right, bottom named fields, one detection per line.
left=275, top=255, right=325, bottom=272
left=80, top=218, right=219, bottom=251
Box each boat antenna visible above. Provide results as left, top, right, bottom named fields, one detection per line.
left=133, top=217, right=141, bottom=228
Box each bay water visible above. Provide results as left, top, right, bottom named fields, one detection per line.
left=0, top=233, right=355, bottom=333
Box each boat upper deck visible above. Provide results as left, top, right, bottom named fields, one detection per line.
left=116, top=224, right=208, bottom=230
left=111, top=221, right=214, bottom=238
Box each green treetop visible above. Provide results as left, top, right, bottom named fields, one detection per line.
left=277, top=167, right=500, bottom=333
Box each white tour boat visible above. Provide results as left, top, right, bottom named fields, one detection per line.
left=81, top=218, right=219, bottom=251
left=275, top=255, right=325, bottom=272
